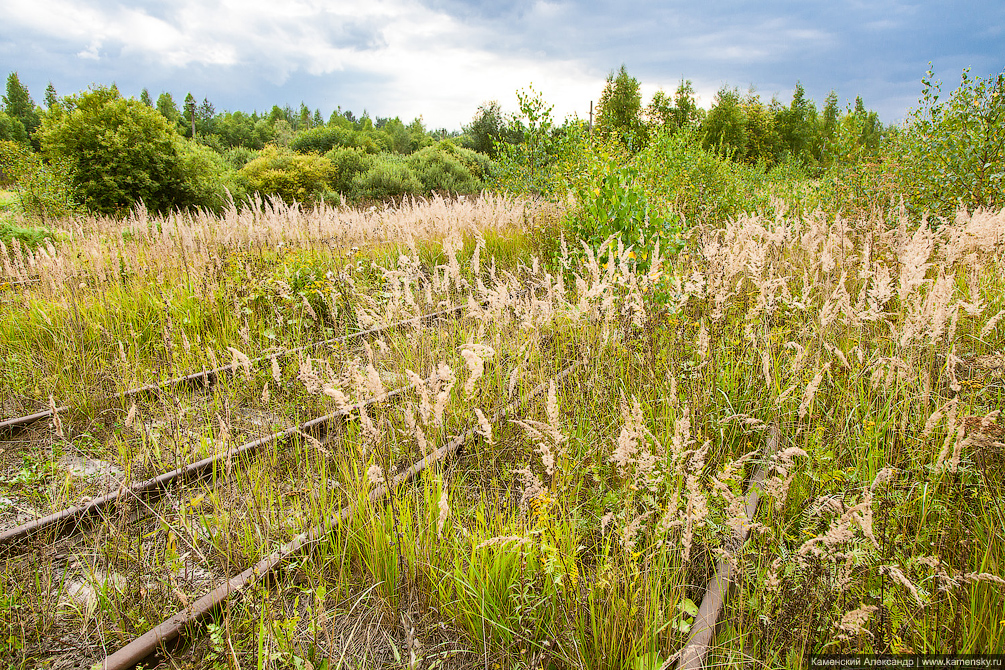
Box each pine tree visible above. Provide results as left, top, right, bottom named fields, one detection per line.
left=184, top=93, right=197, bottom=137
left=44, top=82, right=59, bottom=110
left=822, top=90, right=839, bottom=138
left=3, top=72, right=40, bottom=140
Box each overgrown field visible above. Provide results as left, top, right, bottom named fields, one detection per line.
left=1, top=190, right=1003, bottom=669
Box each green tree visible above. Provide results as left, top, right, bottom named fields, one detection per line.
left=196, top=97, right=216, bottom=137
left=775, top=82, right=818, bottom=163
left=183, top=93, right=197, bottom=138
left=671, top=80, right=702, bottom=130
left=139, top=88, right=153, bottom=107
left=463, top=100, right=520, bottom=157
left=493, top=86, right=583, bottom=196
left=822, top=91, right=839, bottom=140
left=892, top=67, right=1004, bottom=218
left=852, top=96, right=883, bottom=152
left=3, top=72, right=41, bottom=146
left=44, top=82, right=59, bottom=111
left=216, top=111, right=273, bottom=149
left=702, top=86, right=747, bottom=158
left=595, top=65, right=646, bottom=151
left=740, top=91, right=777, bottom=165
left=0, top=111, right=28, bottom=146
left=39, top=86, right=217, bottom=214
left=646, top=89, right=674, bottom=129
left=156, top=92, right=182, bottom=132
left=0, top=140, right=80, bottom=223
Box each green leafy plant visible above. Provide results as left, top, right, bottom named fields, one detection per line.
left=570, top=162, right=681, bottom=272
left=406, top=144, right=483, bottom=194
left=290, top=125, right=357, bottom=155
left=891, top=66, right=1005, bottom=219
left=492, top=86, right=586, bottom=197
left=351, top=156, right=422, bottom=202
left=0, top=139, right=79, bottom=224
left=240, top=145, right=335, bottom=205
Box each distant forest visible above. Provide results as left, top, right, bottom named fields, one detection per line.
left=0, top=65, right=908, bottom=218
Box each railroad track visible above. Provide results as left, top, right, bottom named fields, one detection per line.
left=100, top=361, right=585, bottom=669
left=1, top=299, right=490, bottom=554
left=0, top=303, right=472, bottom=437
left=0, top=384, right=412, bottom=555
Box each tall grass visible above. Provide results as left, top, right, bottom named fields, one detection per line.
left=1, top=193, right=1003, bottom=668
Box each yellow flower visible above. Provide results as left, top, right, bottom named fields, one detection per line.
left=627, top=250, right=636, bottom=259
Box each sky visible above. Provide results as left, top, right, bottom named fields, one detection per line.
left=1, top=0, right=1002, bottom=131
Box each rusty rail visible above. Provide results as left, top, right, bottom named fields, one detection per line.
left=673, top=424, right=781, bottom=670
left=0, top=303, right=469, bottom=437
left=0, top=387, right=411, bottom=555
left=101, top=361, right=583, bottom=669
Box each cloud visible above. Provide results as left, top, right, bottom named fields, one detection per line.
left=0, top=0, right=1002, bottom=128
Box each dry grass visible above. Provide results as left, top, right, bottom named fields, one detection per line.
left=1, top=199, right=1004, bottom=668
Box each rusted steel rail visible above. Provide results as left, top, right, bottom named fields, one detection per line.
left=0, top=386, right=411, bottom=555
left=101, top=361, right=583, bottom=670
left=672, top=424, right=781, bottom=670
left=0, top=303, right=469, bottom=437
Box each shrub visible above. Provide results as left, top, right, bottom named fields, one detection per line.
left=0, top=139, right=80, bottom=223
left=221, top=146, right=258, bottom=170
left=239, top=145, right=334, bottom=205
left=889, top=67, right=1004, bottom=219
left=290, top=125, right=356, bottom=154
left=351, top=156, right=422, bottom=201
left=635, top=127, right=756, bottom=227
left=39, top=86, right=193, bottom=214
left=566, top=138, right=681, bottom=270
left=0, top=111, right=28, bottom=147
left=0, top=220, right=54, bottom=249
left=173, top=140, right=247, bottom=210
left=438, top=141, right=492, bottom=180
left=325, top=147, right=374, bottom=195
left=406, top=145, right=482, bottom=194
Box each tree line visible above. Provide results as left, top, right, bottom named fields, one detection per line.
left=2, top=64, right=1000, bottom=224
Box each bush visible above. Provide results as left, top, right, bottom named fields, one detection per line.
left=0, top=111, right=28, bottom=147
left=635, top=127, right=758, bottom=227
left=325, top=147, right=374, bottom=195
left=239, top=145, right=334, bottom=205
left=406, top=145, right=482, bottom=194
left=174, top=140, right=246, bottom=210
left=290, top=126, right=356, bottom=154
left=38, top=86, right=196, bottom=214
left=888, top=67, right=1004, bottom=219
left=221, top=146, right=258, bottom=170
left=438, top=141, right=492, bottom=180
left=0, top=220, right=54, bottom=249
left=351, top=157, right=422, bottom=201
left=0, top=140, right=80, bottom=223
